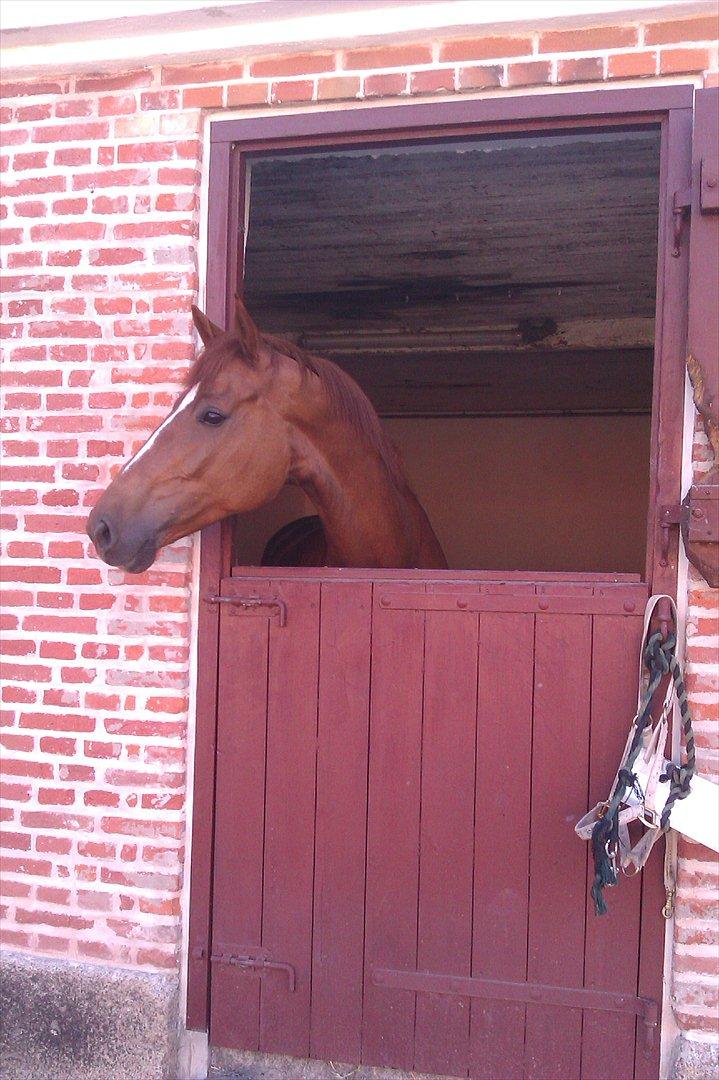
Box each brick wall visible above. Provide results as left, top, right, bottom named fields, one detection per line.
left=1, top=4, right=717, bottom=1044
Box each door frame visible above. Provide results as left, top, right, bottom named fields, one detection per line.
left=186, top=83, right=694, bottom=1035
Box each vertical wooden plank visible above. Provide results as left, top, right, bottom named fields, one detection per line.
left=186, top=522, right=224, bottom=1031
left=209, top=595, right=269, bottom=1050
left=581, top=613, right=645, bottom=1080
left=413, top=603, right=477, bottom=1078
left=470, top=611, right=535, bottom=1080
left=310, top=581, right=372, bottom=1063
left=362, top=583, right=424, bottom=1070
left=260, top=580, right=320, bottom=1058
left=524, top=613, right=591, bottom=1080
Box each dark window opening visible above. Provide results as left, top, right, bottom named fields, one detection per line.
left=232, top=127, right=661, bottom=573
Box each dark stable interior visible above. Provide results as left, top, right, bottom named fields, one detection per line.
left=233, top=127, right=661, bottom=573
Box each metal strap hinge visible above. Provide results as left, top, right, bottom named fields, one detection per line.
left=671, top=187, right=692, bottom=256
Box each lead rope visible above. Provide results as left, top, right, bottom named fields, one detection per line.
left=590, top=620, right=696, bottom=917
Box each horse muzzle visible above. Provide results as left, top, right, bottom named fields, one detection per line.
left=86, top=504, right=158, bottom=573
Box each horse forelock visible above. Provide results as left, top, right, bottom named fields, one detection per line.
left=185, top=328, right=406, bottom=490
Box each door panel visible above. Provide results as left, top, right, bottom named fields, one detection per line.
left=210, top=575, right=656, bottom=1079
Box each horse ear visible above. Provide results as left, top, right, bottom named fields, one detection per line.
left=191, top=305, right=223, bottom=346
left=234, top=296, right=262, bottom=360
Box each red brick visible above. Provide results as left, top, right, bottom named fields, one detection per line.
left=20, top=711, right=95, bottom=732
left=14, top=201, right=46, bottom=218
left=83, top=643, right=120, bottom=660
left=1, top=79, right=69, bottom=97
left=225, top=83, right=270, bottom=107
left=39, top=737, right=76, bottom=755
left=440, top=36, right=531, bottom=63
left=16, top=103, right=52, bottom=121
left=89, top=248, right=144, bottom=266
left=55, top=147, right=91, bottom=166
left=98, top=94, right=137, bottom=116
left=76, top=70, right=151, bottom=92
left=538, top=25, right=637, bottom=52
left=557, top=57, right=604, bottom=83
left=101, top=815, right=183, bottom=839
left=72, top=168, right=150, bottom=191
left=251, top=51, right=335, bottom=77
left=607, top=52, right=658, bottom=78
left=659, top=48, right=712, bottom=75
left=37, top=886, right=71, bottom=905
left=117, top=142, right=174, bottom=163
left=140, top=90, right=180, bottom=110
left=53, top=98, right=92, bottom=118
left=363, top=73, right=407, bottom=98
left=12, top=152, right=48, bottom=171
left=507, top=60, right=552, bottom=86
left=1, top=758, right=53, bottom=779
left=644, top=15, right=719, bottom=45
left=38, top=788, right=75, bottom=806
left=52, top=198, right=88, bottom=215
left=39, top=643, right=76, bottom=661
left=30, top=222, right=105, bottom=242
left=344, top=44, right=433, bottom=69
left=47, top=251, right=81, bottom=267
left=16, top=908, right=93, bottom=930
left=182, top=86, right=223, bottom=108
left=161, top=61, right=245, bottom=85
left=0, top=780, right=31, bottom=801
left=458, top=65, right=503, bottom=91
left=0, top=639, right=35, bottom=656
left=2, top=684, right=35, bottom=702
left=0, top=831, right=31, bottom=850
left=409, top=69, right=455, bottom=95
left=704, top=71, right=719, bottom=88
left=32, top=122, right=108, bottom=144
left=85, top=790, right=120, bottom=808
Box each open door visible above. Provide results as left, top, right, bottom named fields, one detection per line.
left=684, top=87, right=719, bottom=585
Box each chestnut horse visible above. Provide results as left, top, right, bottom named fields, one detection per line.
left=87, top=301, right=446, bottom=573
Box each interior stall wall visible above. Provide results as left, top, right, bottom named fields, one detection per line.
left=234, top=414, right=651, bottom=572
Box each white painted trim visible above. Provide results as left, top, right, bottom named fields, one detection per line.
left=2, top=0, right=715, bottom=76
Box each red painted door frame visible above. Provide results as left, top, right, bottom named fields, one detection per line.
left=186, top=84, right=694, bottom=1042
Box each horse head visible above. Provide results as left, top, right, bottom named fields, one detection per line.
left=87, top=302, right=296, bottom=572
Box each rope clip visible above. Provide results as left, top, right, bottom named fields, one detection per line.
left=662, top=887, right=676, bottom=920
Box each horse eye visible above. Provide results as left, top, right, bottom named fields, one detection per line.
left=198, top=408, right=227, bottom=427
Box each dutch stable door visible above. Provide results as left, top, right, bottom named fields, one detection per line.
left=208, top=572, right=659, bottom=1079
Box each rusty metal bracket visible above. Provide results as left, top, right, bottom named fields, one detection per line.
left=204, top=593, right=287, bottom=626
left=700, top=157, right=719, bottom=214
left=661, top=485, right=719, bottom=580
left=210, top=951, right=296, bottom=991
left=372, top=968, right=659, bottom=1051
left=671, top=187, right=691, bottom=256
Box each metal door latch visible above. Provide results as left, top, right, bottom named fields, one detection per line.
left=204, top=594, right=287, bottom=626
left=210, top=951, right=296, bottom=991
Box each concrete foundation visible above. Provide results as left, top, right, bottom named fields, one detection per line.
left=670, top=1036, right=719, bottom=1080
left=209, top=1047, right=454, bottom=1080
left=0, top=950, right=179, bottom=1080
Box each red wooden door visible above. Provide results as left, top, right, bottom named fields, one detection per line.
left=208, top=571, right=661, bottom=1079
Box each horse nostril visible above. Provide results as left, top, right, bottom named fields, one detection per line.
left=93, top=518, right=113, bottom=555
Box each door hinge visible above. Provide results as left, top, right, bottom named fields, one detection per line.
left=700, top=158, right=719, bottom=214
left=671, top=187, right=692, bottom=256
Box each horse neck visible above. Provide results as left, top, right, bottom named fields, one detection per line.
left=285, top=387, right=419, bottom=568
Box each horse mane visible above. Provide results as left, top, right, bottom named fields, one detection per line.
left=185, top=328, right=408, bottom=489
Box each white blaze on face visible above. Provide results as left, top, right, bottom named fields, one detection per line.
left=121, top=384, right=199, bottom=475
